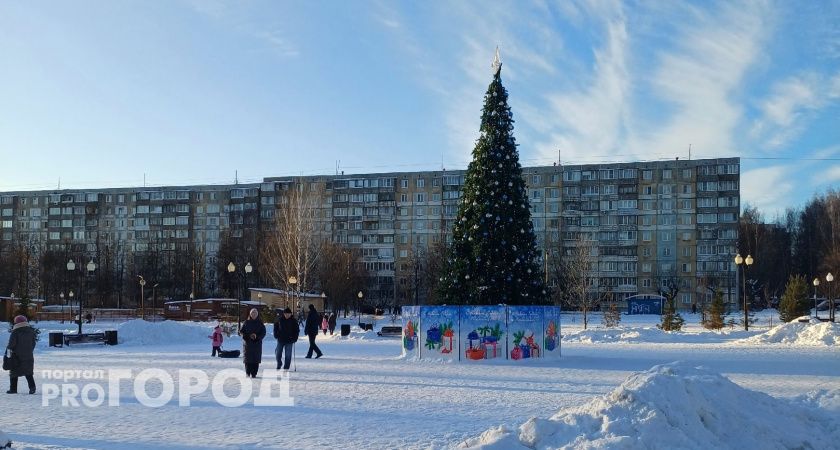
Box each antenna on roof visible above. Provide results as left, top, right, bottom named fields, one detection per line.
left=688, top=144, right=692, bottom=160
left=235, top=170, right=239, bottom=185
left=57, top=177, right=61, bottom=190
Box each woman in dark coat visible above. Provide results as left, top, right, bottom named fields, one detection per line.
left=304, top=304, right=323, bottom=359
left=239, top=309, right=266, bottom=378
left=6, top=315, right=37, bottom=394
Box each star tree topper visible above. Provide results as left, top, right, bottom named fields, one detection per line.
left=491, top=46, right=501, bottom=74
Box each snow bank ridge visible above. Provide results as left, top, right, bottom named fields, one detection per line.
left=459, top=361, right=840, bottom=450
left=116, top=320, right=218, bottom=346
left=739, top=320, right=840, bottom=346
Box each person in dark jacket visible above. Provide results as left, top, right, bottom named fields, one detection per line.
left=328, top=312, right=337, bottom=335
left=238, top=309, right=266, bottom=378
left=273, top=308, right=299, bottom=370
left=303, top=304, right=323, bottom=359
left=6, top=315, right=37, bottom=394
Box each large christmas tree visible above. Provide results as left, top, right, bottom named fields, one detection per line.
left=438, top=50, right=548, bottom=305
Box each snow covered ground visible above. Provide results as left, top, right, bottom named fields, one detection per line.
left=0, top=311, right=837, bottom=450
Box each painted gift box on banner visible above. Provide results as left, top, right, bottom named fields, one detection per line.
left=419, top=306, right=460, bottom=361
left=402, top=305, right=561, bottom=361
left=460, top=306, right=506, bottom=361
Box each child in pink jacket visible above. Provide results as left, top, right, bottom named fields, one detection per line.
left=209, top=325, right=224, bottom=356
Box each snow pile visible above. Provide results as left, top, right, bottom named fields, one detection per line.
left=738, top=321, right=840, bottom=346
left=795, top=389, right=840, bottom=414
left=561, top=327, right=741, bottom=344
left=116, top=320, right=221, bottom=346
left=0, top=429, right=10, bottom=449
left=459, top=362, right=840, bottom=450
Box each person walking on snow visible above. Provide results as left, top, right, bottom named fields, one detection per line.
left=273, top=308, right=299, bottom=370
left=239, top=309, right=266, bottom=378
left=209, top=324, right=224, bottom=356
left=5, top=315, right=37, bottom=394
left=321, top=313, right=329, bottom=335
left=328, top=312, right=337, bottom=335
left=304, top=304, right=323, bottom=359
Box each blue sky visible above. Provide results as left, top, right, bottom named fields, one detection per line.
left=1, top=1, right=838, bottom=218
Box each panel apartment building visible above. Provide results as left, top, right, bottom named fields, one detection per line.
left=0, top=157, right=739, bottom=310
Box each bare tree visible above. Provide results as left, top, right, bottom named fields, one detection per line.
left=656, top=270, right=685, bottom=331
left=315, top=242, right=367, bottom=316
left=419, top=240, right=446, bottom=305
left=261, top=182, right=325, bottom=299
left=552, top=235, right=600, bottom=329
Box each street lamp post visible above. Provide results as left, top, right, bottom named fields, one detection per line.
left=244, top=262, right=253, bottom=320
left=84, top=260, right=96, bottom=332
left=812, top=277, right=820, bottom=319
left=67, top=259, right=76, bottom=328
left=734, top=254, right=753, bottom=331
left=828, top=272, right=835, bottom=322
left=357, top=291, right=363, bottom=327
left=152, top=283, right=159, bottom=322
left=228, top=262, right=238, bottom=327
left=288, top=275, right=298, bottom=323
left=226, top=262, right=253, bottom=328
left=189, top=292, right=194, bottom=321
left=138, top=276, right=146, bottom=320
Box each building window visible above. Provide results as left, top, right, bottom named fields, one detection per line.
left=401, top=179, right=408, bottom=188
left=416, top=179, right=425, bottom=188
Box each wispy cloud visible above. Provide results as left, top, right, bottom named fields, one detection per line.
left=184, top=0, right=299, bottom=59
left=750, top=71, right=840, bottom=149
left=820, top=166, right=840, bottom=183
left=628, top=2, right=771, bottom=160
left=253, top=30, right=299, bottom=58
left=538, top=13, right=629, bottom=164
left=741, top=165, right=795, bottom=216
left=526, top=1, right=773, bottom=164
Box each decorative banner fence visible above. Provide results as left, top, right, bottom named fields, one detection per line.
left=401, top=305, right=561, bottom=361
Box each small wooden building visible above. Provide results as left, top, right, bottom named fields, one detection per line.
left=0, top=297, right=44, bottom=322
left=0, top=297, right=15, bottom=322
left=164, top=298, right=267, bottom=322
left=248, top=288, right=326, bottom=313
